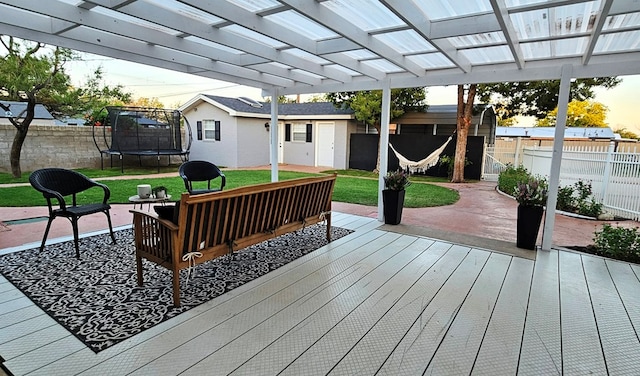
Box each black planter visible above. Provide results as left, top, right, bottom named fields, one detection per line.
left=383, top=189, right=405, bottom=225
left=516, top=204, right=544, bottom=250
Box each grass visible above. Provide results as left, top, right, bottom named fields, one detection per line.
left=0, top=168, right=459, bottom=208
left=0, top=166, right=180, bottom=184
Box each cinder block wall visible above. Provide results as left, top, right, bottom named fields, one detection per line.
left=0, top=124, right=102, bottom=173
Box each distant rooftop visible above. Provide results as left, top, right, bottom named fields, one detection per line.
left=0, top=101, right=54, bottom=120
left=497, top=126, right=615, bottom=139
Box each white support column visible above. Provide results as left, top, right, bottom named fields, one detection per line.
left=541, top=65, right=572, bottom=250
left=377, top=82, right=391, bottom=222
left=269, top=88, right=279, bottom=182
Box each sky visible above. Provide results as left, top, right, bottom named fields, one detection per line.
left=67, top=53, right=640, bottom=135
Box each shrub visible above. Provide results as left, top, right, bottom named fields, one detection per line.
left=556, top=185, right=575, bottom=212
left=593, top=224, right=640, bottom=262
left=556, top=180, right=603, bottom=218
left=438, top=155, right=471, bottom=179
left=498, top=165, right=530, bottom=195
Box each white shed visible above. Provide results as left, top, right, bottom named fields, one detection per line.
left=180, top=95, right=356, bottom=169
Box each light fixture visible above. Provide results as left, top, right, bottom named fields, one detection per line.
left=264, top=122, right=270, bottom=131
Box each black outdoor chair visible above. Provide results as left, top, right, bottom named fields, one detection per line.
left=179, top=160, right=226, bottom=195
left=29, top=168, right=116, bottom=258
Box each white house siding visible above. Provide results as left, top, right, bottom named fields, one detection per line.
left=236, top=118, right=270, bottom=167
left=184, top=105, right=239, bottom=168
left=283, top=121, right=315, bottom=166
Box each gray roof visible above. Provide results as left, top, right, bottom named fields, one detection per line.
left=0, top=101, right=54, bottom=120
left=497, top=126, right=615, bottom=139
left=203, top=95, right=353, bottom=116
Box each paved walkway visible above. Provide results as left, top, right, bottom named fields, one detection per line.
left=0, top=165, right=635, bottom=251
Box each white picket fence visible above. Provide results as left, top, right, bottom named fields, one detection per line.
left=483, top=142, right=640, bottom=220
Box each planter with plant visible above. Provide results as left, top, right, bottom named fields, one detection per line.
left=152, top=186, right=168, bottom=199
left=514, top=176, right=548, bottom=250
left=382, top=169, right=411, bottom=225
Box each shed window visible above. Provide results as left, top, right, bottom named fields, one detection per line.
left=203, top=120, right=220, bottom=141
left=291, top=123, right=312, bottom=142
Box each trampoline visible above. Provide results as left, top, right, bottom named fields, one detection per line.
left=93, top=106, right=192, bottom=172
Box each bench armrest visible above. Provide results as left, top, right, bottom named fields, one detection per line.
left=130, top=209, right=179, bottom=231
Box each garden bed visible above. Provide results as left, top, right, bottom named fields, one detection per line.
left=566, top=244, right=640, bottom=264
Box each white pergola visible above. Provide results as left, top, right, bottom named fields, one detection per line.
left=2, top=0, right=640, bottom=249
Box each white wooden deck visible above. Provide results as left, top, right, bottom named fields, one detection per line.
left=1, top=212, right=640, bottom=375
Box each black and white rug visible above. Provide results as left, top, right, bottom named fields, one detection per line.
left=0, top=224, right=353, bottom=353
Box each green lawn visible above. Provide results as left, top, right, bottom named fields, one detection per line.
left=0, top=168, right=459, bottom=208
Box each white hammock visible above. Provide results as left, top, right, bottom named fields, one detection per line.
left=389, top=135, right=453, bottom=172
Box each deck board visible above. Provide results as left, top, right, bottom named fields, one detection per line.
left=276, top=238, right=447, bottom=376
left=377, top=248, right=490, bottom=375
left=425, top=252, right=512, bottom=375
left=187, top=235, right=426, bottom=375
left=2, top=213, right=640, bottom=375
left=471, top=256, right=533, bottom=375
left=558, top=251, right=607, bottom=375
left=582, top=256, right=640, bottom=375
left=518, top=249, right=562, bottom=375
left=605, top=260, right=640, bottom=337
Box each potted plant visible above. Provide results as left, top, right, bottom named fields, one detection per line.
left=382, top=169, right=411, bottom=225
left=152, top=185, right=168, bottom=199
left=514, top=176, right=548, bottom=250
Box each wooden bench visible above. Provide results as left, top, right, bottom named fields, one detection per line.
left=131, top=174, right=336, bottom=306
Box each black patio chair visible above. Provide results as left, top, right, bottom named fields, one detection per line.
left=29, top=168, right=116, bottom=258
left=179, top=160, right=226, bottom=195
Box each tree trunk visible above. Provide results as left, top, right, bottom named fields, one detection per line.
left=452, top=125, right=469, bottom=182
left=9, top=96, right=36, bottom=178
left=451, top=84, right=477, bottom=183
left=10, top=126, right=29, bottom=178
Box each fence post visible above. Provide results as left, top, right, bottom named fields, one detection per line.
left=481, top=143, right=487, bottom=180
left=514, top=137, right=522, bottom=166
left=601, top=141, right=615, bottom=203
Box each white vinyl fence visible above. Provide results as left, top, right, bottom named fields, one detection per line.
left=483, top=141, right=640, bottom=220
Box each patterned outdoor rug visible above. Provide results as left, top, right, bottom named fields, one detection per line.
left=0, top=224, right=352, bottom=353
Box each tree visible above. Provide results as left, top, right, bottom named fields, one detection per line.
left=1, top=37, right=132, bottom=177
left=614, top=128, right=640, bottom=140
left=0, top=36, right=75, bottom=177
left=536, top=100, right=609, bottom=127
left=263, top=95, right=298, bottom=103
left=80, top=67, right=132, bottom=126
left=478, top=78, right=621, bottom=120
left=326, top=88, right=427, bottom=172
left=127, top=97, right=164, bottom=109
left=452, top=84, right=477, bottom=183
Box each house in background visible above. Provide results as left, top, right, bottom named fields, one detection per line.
left=180, top=95, right=499, bottom=171
left=393, top=105, right=497, bottom=144
left=180, top=94, right=356, bottom=169
left=0, top=101, right=55, bottom=126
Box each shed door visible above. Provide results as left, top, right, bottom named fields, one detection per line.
left=317, top=122, right=334, bottom=167
left=278, top=123, right=284, bottom=164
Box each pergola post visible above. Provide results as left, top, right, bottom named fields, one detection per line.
left=541, top=64, right=573, bottom=250
left=269, top=88, right=279, bottom=182
left=377, top=82, right=391, bottom=221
